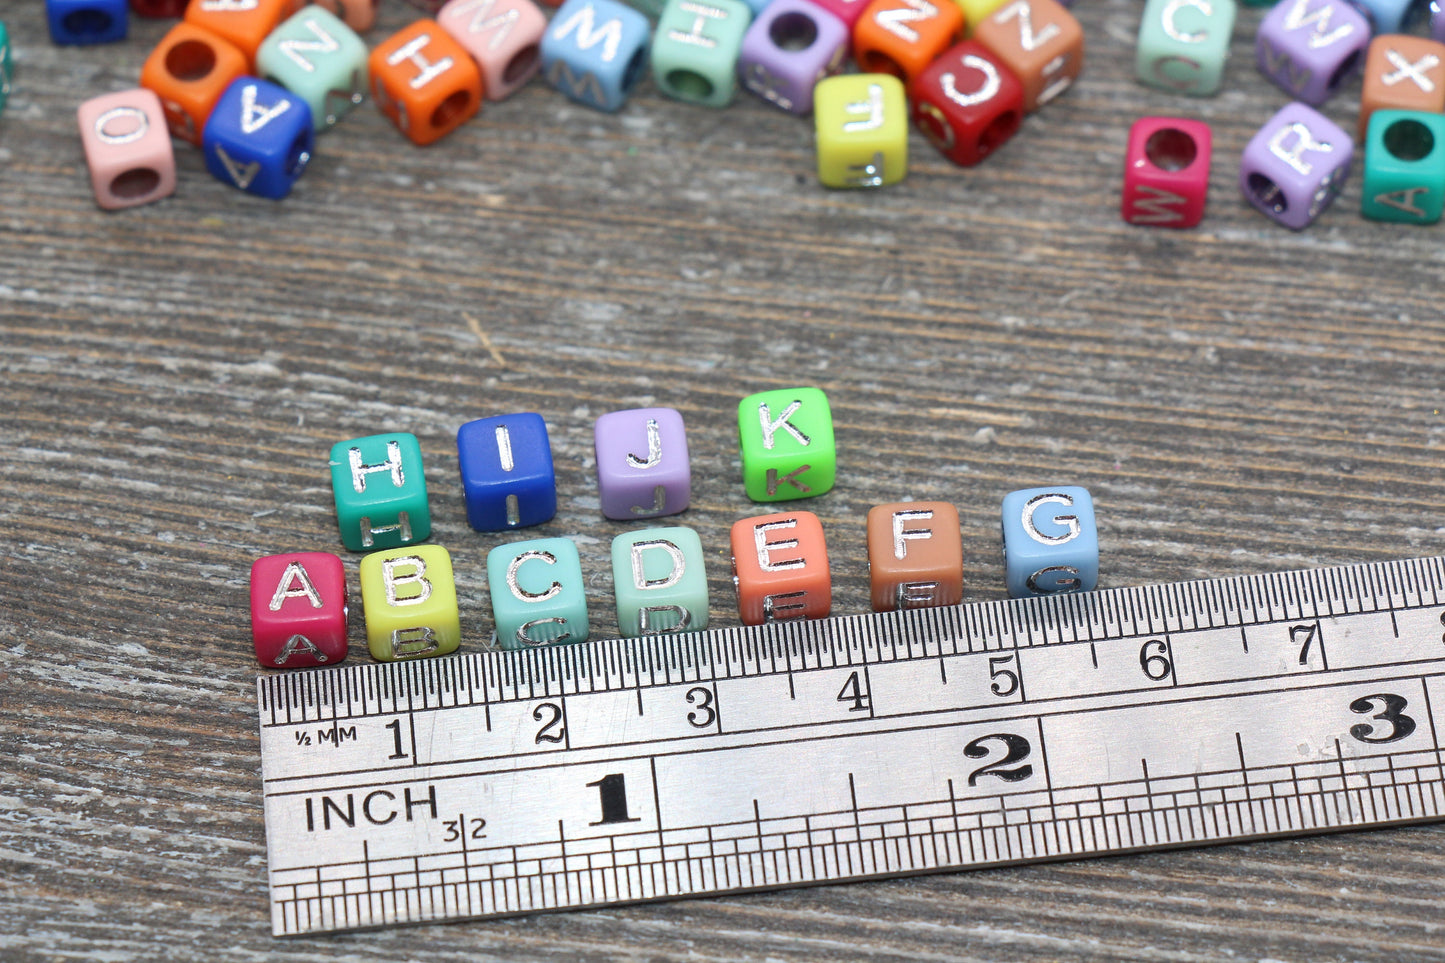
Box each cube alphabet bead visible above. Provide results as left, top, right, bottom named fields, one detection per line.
left=651, top=0, right=752, bottom=107
left=256, top=6, right=369, bottom=131
left=141, top=22, right=250, bottom=145
left=437, top=0, right=549, bottom=102
left=1361, top=110, right=1445, bottom=223
left=541, top=0, right=652, bottom=111
left=185, top=0, right=299, bottom=66
left=359, top=545, right=461, bottom=661
left=458, top=413, right=558, bottom=531
left=77, top=89, right=178, bottom=211
left=805, top=0, right=873, bottom=30
left=1255, top=0, right=1368, bottom=107
left=1240, top=101, right=1352, bottom=230
left=611, top=527, right=709, bottom=636
left=972, top=0, right=1083, bottom=111
left=737, top=386, right=836, bottom=502
left=1001, top=486, right=1098, bottom=598
left=487, top=537, right=590, bottom=650
left=203, top=77, right=315, bottom=199
left=1359, top=36, right=1445, bottom=143
left=737, top=0, right=849, bottom=115
left=594, top=407, right=690, bottom=520
left=910, top=40, right=1025, bottom=166
left=48, top=0, right=129, bottom=45
left=866, top=501, right=963, bottom=611
left=852, top=0, right=964, bottom=85
left=1122, top=116, right=1212, bottom=228
left=1135, top=0, right=1236, bottom=96
left=1354, top=0, right=1422, bottom=33
left=370, top=19, right=484, bottom=145
left=329, top=432, right=433, bottom=552
left=730, top=510, right=831, bottom=624
left=312, top=0, right=381, bottom=31
left=250, top=552, right=349, bottom=668
left=814, top=73, right=908, bottom=188
left=131, top=0, right=190, bottom=16
left=955, top=0, right=1010, bottom=32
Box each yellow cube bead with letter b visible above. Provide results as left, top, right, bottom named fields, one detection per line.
left=814, top=73, right=908, bottom=188
left=359, top=544, right=462, bottom=662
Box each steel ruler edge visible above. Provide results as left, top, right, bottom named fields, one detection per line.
left=257, top=554, right=1445, bottom=937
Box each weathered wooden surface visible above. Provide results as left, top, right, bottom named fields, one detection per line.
left=3, top=0, right=1445, bottom=959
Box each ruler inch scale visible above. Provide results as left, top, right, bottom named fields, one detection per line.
left=259, top=556, right=1445, bottom=936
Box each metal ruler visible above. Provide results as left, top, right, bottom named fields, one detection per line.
left=258, top=556, right=1445, bottom=936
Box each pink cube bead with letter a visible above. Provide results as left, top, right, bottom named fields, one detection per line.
left=250, top=551, right=349, bottom=669
left=76, top=88, right=177, bottom=210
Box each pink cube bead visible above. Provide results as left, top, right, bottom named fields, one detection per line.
left=250, top=552, right=349, bottom=668
left=76, top=88, right=177, bottom=211
left=437, top=0, right=548, bottom=101
left=803, top=0, right=871, bottom=29
left=594, top=407, right=691, bottom=520
left=1122, top=116, right=1212, bottom=228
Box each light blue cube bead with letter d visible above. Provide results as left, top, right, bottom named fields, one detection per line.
left=1001, top=486, right=1098, bottom=598
left=611, top=527, right=709, bottom=637
left=488, top=537, right=590, bottom=650
left=542, top=0, right=652, bottom=111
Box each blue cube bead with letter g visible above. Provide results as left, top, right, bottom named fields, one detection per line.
left=1001, top=486, right=1098, bottom=598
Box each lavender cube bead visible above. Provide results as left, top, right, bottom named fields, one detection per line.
left=737, top=0, right=848, bottom=115
left=1240, top=102, right=1353, bottom=230
left=1256, top=0, right=1369, bottom=105
left=594, top=407, right=691, bottom=520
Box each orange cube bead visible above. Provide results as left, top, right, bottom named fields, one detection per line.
left=370, top=19, right=484, bottom=145
left=312, top=0, right=381, bottom=31
left=852, top=0, right=964, bottom=83
left=971, top=0, right=1082, bottom=112
left=1359, top=36, right=1445, bottom=142
left=866, top=501, right=963, bottom=611
left=140, top=22, right=249, bottom=145
left=185, top=0, right=302, bottom=67
left=730, top=510, right=831, bottom=625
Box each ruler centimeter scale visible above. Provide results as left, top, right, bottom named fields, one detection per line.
left=258, top=555, right=1445, bottom=936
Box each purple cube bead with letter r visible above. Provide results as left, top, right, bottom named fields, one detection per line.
left=1240, top=102, right=1352, bottom=230
left=595, top=407, right=691, bottom=520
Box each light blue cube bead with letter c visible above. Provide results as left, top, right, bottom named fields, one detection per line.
left=1001, top=486, right=1098, bottom=598
left=487, top=537, right=590, bottom=650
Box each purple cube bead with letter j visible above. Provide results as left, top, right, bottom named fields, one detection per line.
left=594, top=407, right=691, bottom=520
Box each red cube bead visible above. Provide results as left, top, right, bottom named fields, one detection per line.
left=250, top=552, right=349, bottom=668
left=130, top=0, right=188, bottom=16
left=1122, top=116, right=1212, bottom=229
left=909, top=40, right=1024, bottom=166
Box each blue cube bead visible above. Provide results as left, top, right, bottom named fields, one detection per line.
left=457, top=413, right=558, bottom=531
left=542, top=0, right=652, bottom=111
left=202, top=77, right=315, bottom=200
left=1354, top=0, right=1423, bottom=31
left=47, top=0, right=127, bottom=44
left=1001, top=486, right=1098, bottom=598
left=488, top=537, right=590, bottom=650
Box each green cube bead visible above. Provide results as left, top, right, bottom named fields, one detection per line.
left=1361, top=110, right=1445, bottom=225
left=624, top=0, right=669, bottom=16
left=0, top=22, right=11, bottom=116
left=487, top=537, right=590, bottom=650
left=1135, top=0, right=1236, bottom=96
left=737, top=386, right=836, bottom=502
left=611, top=527, right=709, bottom=637
left=255, top=6, right=368, bottom=131
left=651, top=0, right=752, bottom=107
left=329, top=433, right=432, bottom=552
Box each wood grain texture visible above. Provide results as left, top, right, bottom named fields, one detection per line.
left=3, top=0, right=1445, bottom=959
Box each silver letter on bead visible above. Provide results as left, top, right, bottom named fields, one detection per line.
left=1022, top=493, right=1080, bottom=545
left=754, top=519, right=804, bottom=572
left=269, top=561, right=324, bottom=610
left=349, top=440, right=405, bottom=493
left=507, top=550, right=562, bottom=602
left=382, top=555, right=433, bottom=606
left=1268, top=121, right=1332, bottom=176
left=891, top=509, right=934, bottom=559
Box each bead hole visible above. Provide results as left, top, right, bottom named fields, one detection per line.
left=979, top=109, right=1021, bottom=155
left=770, top=12, right=818, bottom=51
left=430, top=89, right=473, bottom=131
left=621, top=49, right=647, bottom=93
left=665, top=69, right=714, bottom=100
left=111, top=167, right=161, bottom=199
left=503, top=44, right=540, bottom=85
left=166, top=39, right=218, bottom=82
left=859, top=50, right=906, bottom=80
left=1144, top=127, right=1197, bottom=171
left=1327, top=48, right=1361, bottom=91
left=1385, top=118, right=1435, bottom=161
left=287, top=134, right=312, bottom=178
left=62, top=8, right=115, bottom=38
left=1246, top=172, right=1288, bottom=214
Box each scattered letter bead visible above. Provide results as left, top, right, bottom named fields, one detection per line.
left=140, top=22, right=249, bottom=145
left=1255, top=0, right=1368, bottom=106
left=972, top=0, right=1082, bottom=111
left=488, top=537, right=590, bottom=650
left=1354, top=0, right=1422, bottom=33
left=250, top=552, right=348, bottom=668
left=48, top=0, right=128, bottom=45
left=1361, top=110, right=1445, bottom=224
left=370, top=19, right=484, bottom=144
left=813, top=73, right=908, bottom=188
left=954, top=0, right=1010, bottom=32
left=595, top=407, right=690, bottom=520
left=865, top=501, right=963, bottom=611
left=313, top=0, right=381, bottom=31
left=131, top=0, right=191, bottom=16
left=852, top=0, right=963, bottom=85
left=652, top=0, right=752, bottom=107
left=438, top=0, right=548, bottom=101
left=256, top=6, right=369, bottom=131
left=1240, top=101, right=1351, bottom=230
left=1359, top=36, right=1445, bottom=143
left=1135, top=0, right=1236, bottom=96
left=1001, top=486, right=1098, bottom=598
left=329, top=432, right=432, bottom=552
left=737, top=0, right=848, bottom=115
left=77, top=89, right=177, bottom=211
left=359, top=545, right=461, bottom=662
left=737, top=386, right=836, bottom=502
left=457, top=413, right=557, bottom=531
left=806, top=0, right=872, bottom=30
left=730, top=510, right=831, bottom=624
left=185, top=0, right=297, bottom=66
left=541, top=0, right=652, bottom=111
left=910, top=40, right=1024, bottom=166
left=611, top=527, right=709, bottom=637
left=1, top=23, right=15, bottom=116
left=1122, top=116, right=1211, bottom=228
left=203, top=77, right=315, bottom=198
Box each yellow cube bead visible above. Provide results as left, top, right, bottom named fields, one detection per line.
left=953, top=0, right=1009, bottom=34
left=359, top=545, right=462, bottom=662
left=813, top=74, right=908, bottom=189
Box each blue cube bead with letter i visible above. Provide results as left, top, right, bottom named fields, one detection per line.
left=1001, top=485, right=1098, bottom=598
left=457, top=413, right=558, bottom=531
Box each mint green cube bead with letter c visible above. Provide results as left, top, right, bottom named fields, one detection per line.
left=488, top=537, right=590, bottom=650
left=1135, top=0, right=1236, bottom=96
